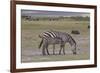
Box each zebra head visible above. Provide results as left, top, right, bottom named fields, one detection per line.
left=67, top=34, right=77, bottom=55
left=71, top=43, right=77, bottom=55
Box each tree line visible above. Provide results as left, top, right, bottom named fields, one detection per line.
left=22, top=16, right=90, bottom=21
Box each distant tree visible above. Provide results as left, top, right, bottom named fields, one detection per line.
left=70, top=16, right=90, bottom=21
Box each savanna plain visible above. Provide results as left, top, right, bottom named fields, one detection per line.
left=21, top=17, right=90, bottom=63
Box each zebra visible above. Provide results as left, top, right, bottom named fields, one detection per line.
left=39, top=34, right=64, bottom=55
left=39, top=30, right=77, bottom=55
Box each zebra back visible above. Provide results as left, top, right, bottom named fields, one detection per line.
left=42, top=30, right=76, bottom=46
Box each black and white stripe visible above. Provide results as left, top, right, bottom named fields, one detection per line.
left=42, top=30, right=76, bottom=45
left=43, top=31, right=57, bottom=38
left=39, top=30, right=77, bottom=55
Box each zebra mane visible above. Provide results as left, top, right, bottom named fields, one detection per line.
left=67, top=33, right=76, bottom=46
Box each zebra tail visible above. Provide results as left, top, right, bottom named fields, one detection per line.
left=38, top=39, right=43, bottom=49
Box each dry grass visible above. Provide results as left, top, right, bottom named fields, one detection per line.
left=21, top=18, right=90, bottom=63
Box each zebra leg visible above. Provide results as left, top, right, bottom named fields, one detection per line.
left=42, top=45, right=46, bottom=55
left=59, top=45, right=63, bottom=55
left=53, top=44, right=55, bottom=55
left=62, top=44, right=65, bottom=55
left=46, top=44, right=50, bottom=55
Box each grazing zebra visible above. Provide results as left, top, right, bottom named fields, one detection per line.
left=39, top=34, right=64, bottom=55
left=39, top=30, right=77, bottom=55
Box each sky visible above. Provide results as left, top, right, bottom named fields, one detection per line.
left=21, top=10, right=90, bottom=17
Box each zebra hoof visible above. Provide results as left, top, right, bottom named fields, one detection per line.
left=73, top=52, right=77, bottom=55
left=64, top=53, right=65, bottom=55
left=59, top=53, right=61, bottom=55
left=53, top=53, right=56, bottom=55
left=42, top=53, right=46, bottom=56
